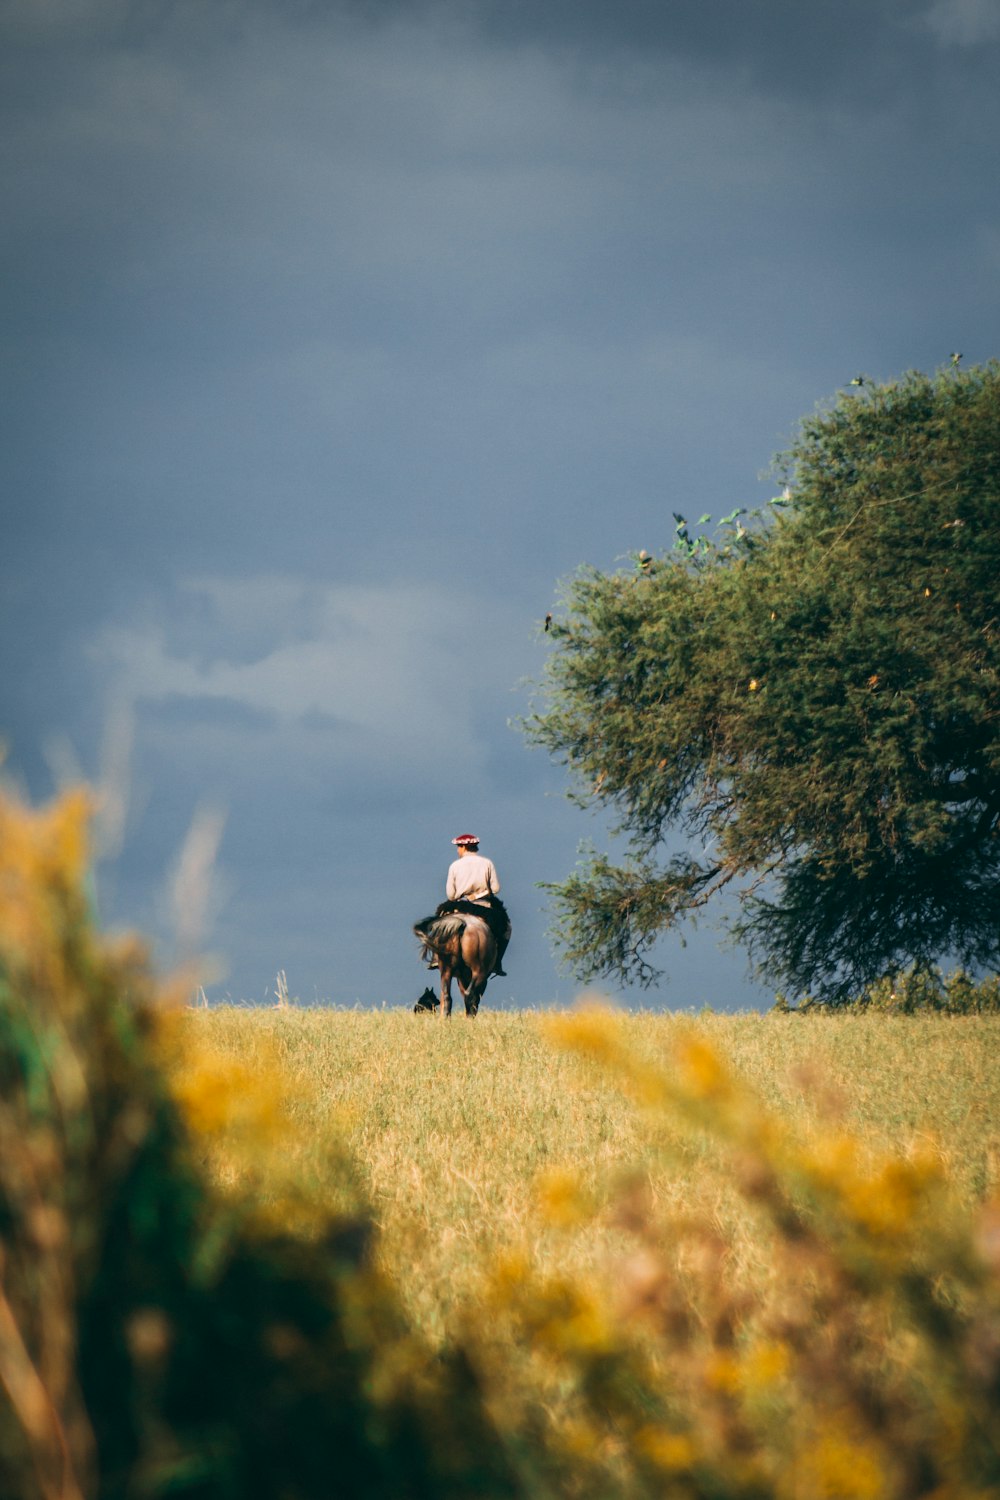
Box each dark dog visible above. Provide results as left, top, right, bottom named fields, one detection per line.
left=413, top=986, right=438, bottom=1014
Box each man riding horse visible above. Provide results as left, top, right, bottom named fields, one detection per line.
left=439, top=834, right=510, bottom=977
left=413, top=835, right=511, bottom=1015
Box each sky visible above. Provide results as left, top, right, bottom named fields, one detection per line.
left=2, top=0, right=999, bottom=1011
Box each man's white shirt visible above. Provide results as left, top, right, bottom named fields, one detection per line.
left=447, top=854, right=500, bottom=903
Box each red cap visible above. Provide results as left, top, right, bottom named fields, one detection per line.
left=452, top=833, right=480, bottom=846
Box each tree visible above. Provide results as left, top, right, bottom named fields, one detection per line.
left=527, top=362, right=1000, bottom=1002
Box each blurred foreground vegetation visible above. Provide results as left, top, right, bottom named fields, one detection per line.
left=0, top=789, right=520, bottom=1500
left=2, top=786, right=1000, bottom=1498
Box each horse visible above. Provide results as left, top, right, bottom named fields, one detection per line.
left=412, top=911, right=496, bottom=1017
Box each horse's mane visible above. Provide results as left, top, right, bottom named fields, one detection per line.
left=413, top=913, right=441, bottom=935
left=414, top=912, right=468, bottom=943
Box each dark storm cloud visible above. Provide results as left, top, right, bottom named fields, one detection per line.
left=8, top=0, right=991, bottom=95
left=2, top=0, right=998, bottom=1006
left=474, top=0, right=1000, bottom=108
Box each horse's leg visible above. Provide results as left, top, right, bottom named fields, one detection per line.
left=465, top=976, right=483, bottom=1017
left=457, top=971, right=483, bottom=1017
left=439, top=962, right=453, bottom=1017
left=463, top=946, right=485, bottom=1017
left=453, top=964, right=472, bottom=1018
left=454, top=936, right=477, bottom=1017
left=470, top=927, right=497, bottom=1016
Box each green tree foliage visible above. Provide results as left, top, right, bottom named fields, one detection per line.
left=528, top=362, right=1000, bottom=1002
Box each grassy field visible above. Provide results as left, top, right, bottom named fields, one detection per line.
left=184, top=1007, right=1000, bottom=1344
left=7, top=785, right=1000, bottom=1498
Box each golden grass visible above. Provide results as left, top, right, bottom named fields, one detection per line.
left=184, top=1007, right=1000, bottom=1344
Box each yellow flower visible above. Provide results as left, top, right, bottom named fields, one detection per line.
left=535, top=1167, right=589, bottom=1228
left=0, top=786, right=93, bottom=988
left=741, top=1340, right=791, bottom=1389
left=490, top=1250, right=532, bottom=1292
left=797, top=1427, right=887, bottom=1500
left=555, top=1299, right=615, bottom=1357
left=844, top=1154, right=939, bottom=1238
left=799, top=1132, right=942, bottom=1241
left=524, top=1277, right=617, bottom=1359
left=804, top=1133, right=859, bottom=1191
left=674, top=1032, right=731, bottom=1103
left=543, top=1003, right=623, bottom=1063
left=636, top=1427, right=698, bottom=1471
left=705, top=1352, right=741, bottom=1394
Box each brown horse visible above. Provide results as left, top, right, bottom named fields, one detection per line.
left=413, top=911, right=496, bottom=1017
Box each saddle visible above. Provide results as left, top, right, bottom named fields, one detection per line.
left=435, top=896, right=510, bottom=945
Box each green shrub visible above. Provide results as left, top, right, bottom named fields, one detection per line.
left=776, top=964, right=1000, bottom=1013
left=0, top=788, right=522, bottom=1500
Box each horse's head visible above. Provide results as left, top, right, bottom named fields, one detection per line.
left=413, top=987, right=438, bottom=1014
